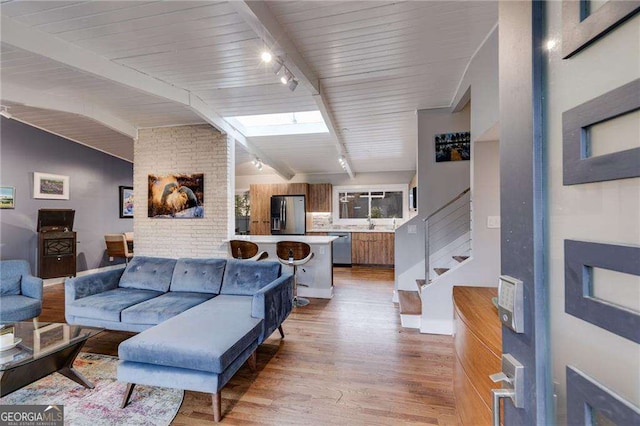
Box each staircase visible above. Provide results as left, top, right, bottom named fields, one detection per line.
left=425, top=188, right=472, bottom=282
left=397, top=188, right=472, bottom=330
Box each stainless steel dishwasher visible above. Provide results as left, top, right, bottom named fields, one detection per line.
left=328, top=232, right=351, bottom=266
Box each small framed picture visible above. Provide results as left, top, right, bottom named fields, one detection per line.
left=0, top=187, right=15, bottom=209
left=119, top=186, right=134, bottom=218
left=33, top=172, right=69, bottom=200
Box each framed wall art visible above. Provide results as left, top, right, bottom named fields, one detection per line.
left=33, top=172, right=69, bottom=200
left=435, top=132, right=471, bottom=162
left=0, top=186, right=15, bottom=209
left=119, top=186, right=134, bottom=218
left=148, top=173, right=204, bottom=218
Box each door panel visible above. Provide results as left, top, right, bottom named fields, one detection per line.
left=499, top=1, right=640, bottom=424
left=545, top=2, right=640, bottom=423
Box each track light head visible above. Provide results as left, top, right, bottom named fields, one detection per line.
left=280, top=69, right=293, bottom=85
left=271, top=58, right=283, bottom=74
left=261, top=51, right=272, bottom=63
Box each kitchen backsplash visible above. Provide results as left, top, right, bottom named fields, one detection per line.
left=309, top=213, right=397, bottom=232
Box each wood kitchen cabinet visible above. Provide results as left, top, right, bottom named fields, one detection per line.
left=249, top=184, right=271, bottom=235
left=308, top=183, right=332, bottom=212
left=249, top=183, right=309, bottom=235
left=351, top=232, right=394, bottom=266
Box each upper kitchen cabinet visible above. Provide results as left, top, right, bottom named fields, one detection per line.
left=308, top=184, right=332, bottom=212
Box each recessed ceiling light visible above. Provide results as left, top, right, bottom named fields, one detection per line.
left=261, top=51, right=272, bottom=62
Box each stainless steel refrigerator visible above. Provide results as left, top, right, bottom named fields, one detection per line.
left=271, top=195, right=306, bottom=235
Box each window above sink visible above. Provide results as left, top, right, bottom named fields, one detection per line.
left=333, top=184, right=408, bottom=227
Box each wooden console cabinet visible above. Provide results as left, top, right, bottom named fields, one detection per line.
left=453, top=286, right=501, bottom=425
left=37, top=209, right=77, bottom=279
left=38, top=231, right=77, bottom=279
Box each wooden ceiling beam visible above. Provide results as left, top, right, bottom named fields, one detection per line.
left=230, top=1, right=356, bottom=178
left=0, top=14, right=295, bottom=180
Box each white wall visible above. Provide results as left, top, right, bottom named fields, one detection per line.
left=134, top=124, right=233, bottom=258
left=417, top=104, right=471, bottom=216
left=419, top=24, right=500, bottom=335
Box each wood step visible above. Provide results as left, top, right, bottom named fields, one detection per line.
left=416, top=279, right=426, bottom=291
left=398, top=290, right=422, bottom=315
left=452, top=256, right=469, bottom=263
left=434, top=268, right=450, bottom=276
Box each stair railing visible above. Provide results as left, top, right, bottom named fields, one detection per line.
left=423, top=188, right=471, bottom=282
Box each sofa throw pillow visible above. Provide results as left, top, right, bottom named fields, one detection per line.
left=0, top=275, right=21, bottom=295
left=220, top=259, right=281, bottom=296
left=170, top=258, right=227, bottom=294
left=119, top=256, right=177, bottom=292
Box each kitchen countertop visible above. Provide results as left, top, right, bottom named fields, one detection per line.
left=308, top=228, right=396, bottom=233
left=231, top=235, right=338, bottom=244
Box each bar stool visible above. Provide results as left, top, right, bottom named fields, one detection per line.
left=276, top=241, right=314, bottom=307
left=229, top=240, right=268, bottom=261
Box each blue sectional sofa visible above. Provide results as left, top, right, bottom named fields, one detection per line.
left=65, top=256, right=293, bottom=422
left=0, top=260, right=43, bottom=322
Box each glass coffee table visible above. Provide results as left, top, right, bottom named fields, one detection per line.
left=0, top=321, right=102, bottom=397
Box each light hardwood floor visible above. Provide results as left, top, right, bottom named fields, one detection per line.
left=41, top=266, right=458, bottom=425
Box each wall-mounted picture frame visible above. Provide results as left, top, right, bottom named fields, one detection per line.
left=435, top=132, right=471, bottom=162
left=33, top=172, right=69, bottom=200
left=148, top=173, right=204, bottom=218
left=0, top=186, right=15, bottom=209
left=119, top=186, right=134, bottom=218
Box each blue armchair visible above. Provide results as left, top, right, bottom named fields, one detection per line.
left=0, top=260, right=43, bottom=322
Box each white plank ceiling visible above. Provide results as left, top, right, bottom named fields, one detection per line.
left=0, top=1, right=497, bottom=176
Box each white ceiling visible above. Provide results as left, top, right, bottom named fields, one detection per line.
left=0, top=1, right=497, bottom=177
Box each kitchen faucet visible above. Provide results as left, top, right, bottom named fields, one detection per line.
left=367, top=215, right=375, bottom=230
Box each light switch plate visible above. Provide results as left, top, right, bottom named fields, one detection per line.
left=408, top=225, right=417, bottom=234
left=487, top=216, right=501, bottom=228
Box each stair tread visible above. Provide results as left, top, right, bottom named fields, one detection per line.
left=452, top=255, right=469, bottom=263
left=415, top=279, right=426, bottom=291
left=434, top=267, right=450, bottom=276
left=398, top=290, right=422, bottom=315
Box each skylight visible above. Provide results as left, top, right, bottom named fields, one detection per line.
left=227, top=111, right=329, bottom=137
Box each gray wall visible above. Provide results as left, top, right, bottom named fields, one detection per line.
left=0, top=118, right=133, bottom=274
left=417, top=104, right=471, bottom=216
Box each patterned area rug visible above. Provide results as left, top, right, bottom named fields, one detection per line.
left=0, top=353, right=183, bottom=425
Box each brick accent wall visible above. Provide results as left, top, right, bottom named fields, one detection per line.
left=134, top=124, right=233, bottom=258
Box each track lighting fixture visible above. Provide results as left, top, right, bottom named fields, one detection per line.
left=261, top=51, right=272, bottom=63
left=252, top=157, right=264, bottom=171
left=280, top=69, right=293, bottom=85
left=261, top=52, right=298, bottom=92
left=271, top=58, right=283, bottom=75
left=0, top=106, right=12, bottom=120
left=338, top=156, right=347, bottom=170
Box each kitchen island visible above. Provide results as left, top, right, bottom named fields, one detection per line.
left=230, top=235, right=338, bottom=299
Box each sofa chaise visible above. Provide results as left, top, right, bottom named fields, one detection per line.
left=65, top=256, right=293, bottom=422
left=0, top=260, right=43, bottom=322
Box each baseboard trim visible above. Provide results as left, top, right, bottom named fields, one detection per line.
left=420, top=319, right=454, bottom=335
left=392, top=290, right=399, bottom=303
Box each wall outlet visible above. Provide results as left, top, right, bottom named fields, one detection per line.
left=408, top=225, right=417, bottom=234
left=487, top=216, right=501, bottom=229
left=319, top=246, right=325, bottom=255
